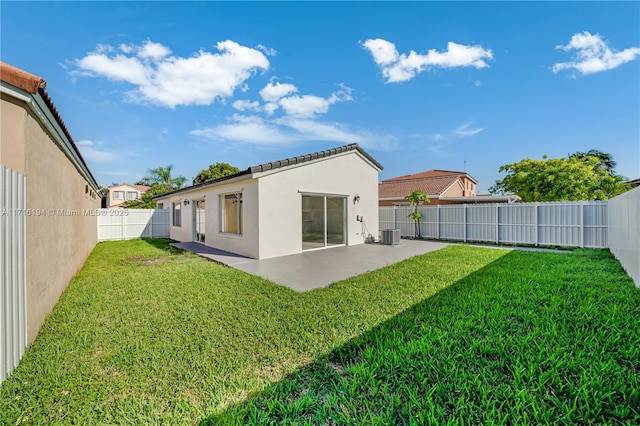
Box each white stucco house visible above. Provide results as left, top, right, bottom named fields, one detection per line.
left=153, top=143, right=383, bottom=259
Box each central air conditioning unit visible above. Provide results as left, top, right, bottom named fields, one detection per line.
left=381, top=229, right=400, bottom=245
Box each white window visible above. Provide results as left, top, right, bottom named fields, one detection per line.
left=219, top=192, right=242, bottom=235
left=113, top=191, right=125, bottom=200
left=173, top=201, right=182, bottom=227
left=127, top=191, right=138, bottom=200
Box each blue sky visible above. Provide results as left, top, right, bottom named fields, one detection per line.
left=2, top=1, right=639, bottom=193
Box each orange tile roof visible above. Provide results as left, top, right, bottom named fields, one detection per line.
left=379, top=175, right=461, bottom=198
left=0, top=61, right=46, bottom=93
left=379, top=169, right=478, bottom=199
left=383, top=169, right=477, bottom=183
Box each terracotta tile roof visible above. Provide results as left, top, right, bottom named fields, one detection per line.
left=383, top=169, right=477, bottom=183
left=107, top=184, right=151, bottom=192
left=379, top=175, right=461, bottom=198
left=0, top=61, right=46, bottom=93
left=153, top=143, right=383, bottom=199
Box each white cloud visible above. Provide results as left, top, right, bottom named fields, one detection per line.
left=475, top=80, right=482, bottom=87
left=191, top=114, right=398, bottom=151
left=453, top=122, right=484, bottom=137
left=416, top=122, right=484, bottom=154
left=362, top=38, right=493, bottom=83
left=76, top=139, right=115, bottom=163
left=232, top=99, right=261, bottom=112
left=257, top=44, right=277, bottom=57
left=278, top=95, right=331, bottom=118
left=73, top=39, right=269, bottom=108
left=361, top=39, right=399, bottom=65
left=552, top=31, right=640, bottom=75
left=279, top=85, right=352, bottom=118
left=259, top=81, right=298, bottom=102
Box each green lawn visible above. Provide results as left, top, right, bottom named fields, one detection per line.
left=1, top=239, right=638, bottom=425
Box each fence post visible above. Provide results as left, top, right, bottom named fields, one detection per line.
left=495, top=203, right=499, bottom=243
left=580, top=202, right=584, bottom=248
left=436, top=205, right=440, bottom=240
left=463, top=204, right=467, bottom=242
left=122, top=212, right=126, bottom=240
left=533, top=203, right=540, bottom=245
left=393, top=205, right=397, bottom=230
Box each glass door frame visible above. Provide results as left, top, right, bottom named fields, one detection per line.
left=193, top=199, right=206, bottom=243
left=301, top=193, right=347, bottom=251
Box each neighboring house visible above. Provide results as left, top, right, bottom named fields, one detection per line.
left=379, top=169, right=520, bottom=205
left=105, top=183, right=151, bottom=208
left=154, top=143, right=382, bottom=260
left=0, top=62, right=102, bottom=382
left=379, top=170, right=478, bottom=206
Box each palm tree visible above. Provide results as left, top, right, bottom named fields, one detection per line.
left=138, top=165, right=186, bottom=192
left=405, top=190, right=429, bottom=239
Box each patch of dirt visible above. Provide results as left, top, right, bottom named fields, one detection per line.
left=129, top=256, right=170, bottom=266
left=143, top=256, right=170, bottom=266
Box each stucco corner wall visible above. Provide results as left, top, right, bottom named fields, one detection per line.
left=257, top=151, right=380, bottom=259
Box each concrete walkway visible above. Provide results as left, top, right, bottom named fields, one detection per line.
left=171, top=240, right=449, bottom=292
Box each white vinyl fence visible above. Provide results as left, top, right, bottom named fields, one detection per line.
left=608, top=187, right=639, bottom=287
left=98, top=209, right=170, bottom=241
left=1, top=166, right=27, bottom=383
left=380, top=201, right=609, bottom=248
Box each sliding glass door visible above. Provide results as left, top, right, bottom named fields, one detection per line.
left=302, top=195, right=345, bottom=250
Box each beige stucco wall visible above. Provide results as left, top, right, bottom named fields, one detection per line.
left=257, top=151, right=380, bottom=259
left=158, top=178, right=260, bottom=259
left=1, top=94, right=100, bottom=344
left=0, top=94, right=27, bottom=173
left=156, top=150, right=380, bottom=260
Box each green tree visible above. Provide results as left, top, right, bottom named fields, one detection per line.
left=193, top=162, right=241, bottom=185
left=569, top=149, right=616, bottom=172
left=138, top=165, right=186, bottom=193
left=489, top=153, right=630, bottom=202
left=405, top=190, right=429, bottom=239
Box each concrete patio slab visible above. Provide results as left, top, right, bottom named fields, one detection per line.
left=172, top=240, right=449, bottom=292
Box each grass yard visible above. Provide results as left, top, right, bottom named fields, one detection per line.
left=1, top=239, right=639, bottom=425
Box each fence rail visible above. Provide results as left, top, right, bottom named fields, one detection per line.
left=380, top=201, right=608, bottom=248
left=97, top=209, right=170, bottom=241
left=1, top=166, right=27, bottom=383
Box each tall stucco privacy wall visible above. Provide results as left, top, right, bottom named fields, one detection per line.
left=1, top=62, right=102, bottom=381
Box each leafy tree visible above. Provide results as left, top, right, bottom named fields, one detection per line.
left=569, top=149, right=616, bottom=172
left=489, top=153, right=630, bottom=202
left=137, top=165, right=186, bottom=193
left=193, top=162, right=241, bottom=185
left=405, top=190, right=429, bottom=239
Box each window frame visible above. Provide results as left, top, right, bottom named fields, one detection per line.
left=172, top=201, right=182, bottom=227
left=127, top=191, right=138, bottom=200
left=219, top=192, right=243, bottom=236
left=113, top=191, right=125, bottom=200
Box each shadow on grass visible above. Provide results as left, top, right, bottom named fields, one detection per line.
left=202, top=249, right=640, bottom=425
